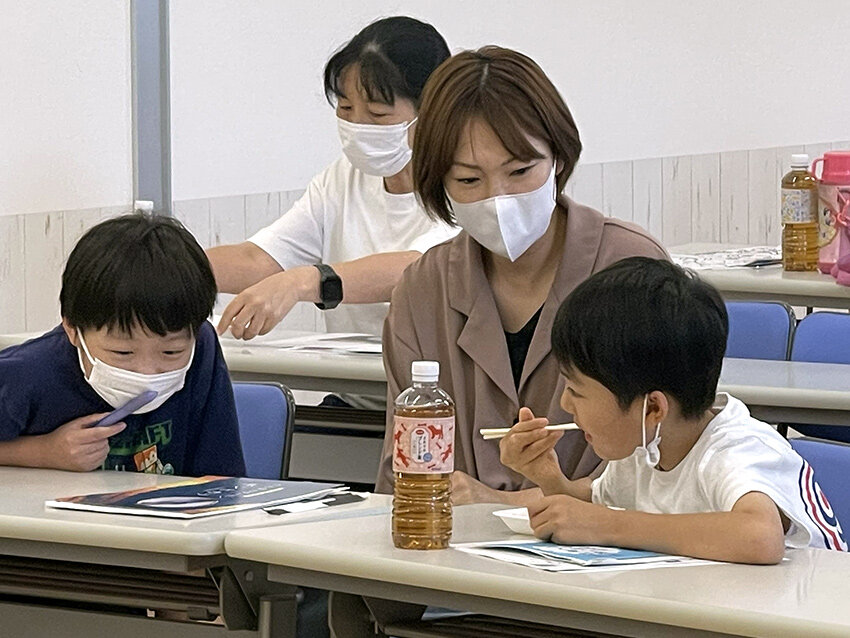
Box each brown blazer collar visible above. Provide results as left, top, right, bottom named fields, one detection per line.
left=447, top=196, right=607, bottom=402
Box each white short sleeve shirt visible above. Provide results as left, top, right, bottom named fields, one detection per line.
left=249, top=156, right=458, bottom=335
left=592, top=393, right=848, bottom=551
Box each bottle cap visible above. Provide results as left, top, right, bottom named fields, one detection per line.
left=819, top=151, right=850, bottom=184
left=790, top=153, right=810, bottom=168
left=134, top=200, right=155, bottom=213
left=411, top=360, right=439, bottom=382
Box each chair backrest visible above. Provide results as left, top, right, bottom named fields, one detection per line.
left=725, top=301, right=795, bottom=360
left=232, top=382, right=295, bottom=479
left=789, top=438, right=850, bottom=536
left=791, top=311, right=850, bottom=364
left=789, top=312, right=850, bottom=442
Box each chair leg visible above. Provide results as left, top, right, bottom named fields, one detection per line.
left=329, top=592, right=387, bottom=638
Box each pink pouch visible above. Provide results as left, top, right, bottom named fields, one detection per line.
left=829, top=205, right=850, bottom=286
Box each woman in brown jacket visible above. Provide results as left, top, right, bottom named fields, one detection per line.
left=376, top=46, right=668, bottom=504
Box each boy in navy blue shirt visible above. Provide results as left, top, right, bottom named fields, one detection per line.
left=0, top=213, right=245, bottom=477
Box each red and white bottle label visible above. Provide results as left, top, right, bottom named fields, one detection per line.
left=392, top=415, right=455, bottom=474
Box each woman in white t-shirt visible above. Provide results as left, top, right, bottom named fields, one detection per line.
left=208, top=16, right=457, bottom=338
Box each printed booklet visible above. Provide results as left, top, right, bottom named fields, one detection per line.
left=46, top=476, right=345, bottom=519
left=453, top=540, right=713, bottom=572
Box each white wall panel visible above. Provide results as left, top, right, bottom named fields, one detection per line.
left=209, top=196, right=246, bottom=247
left=569, top=164, right=603, bottom=212
left=0, top=217, right=26, bottom=332
left=691, top=154, right=720, bottom=243
left=0, top=1, right=132, bottom=216
left=169, top=0, right=850, bottom=201
left=602, top=161, right=633, bottom=222
left=173, top=200, right=211, bottom=248
left=662, top=157, right=692, bottom=246
left=719, top=151, right=749, bottom=244
left=747, top=148, right=778, bottom=245
left=632, top=158, right=663, bottom=242
left=24, top=213, right=64, bottom=331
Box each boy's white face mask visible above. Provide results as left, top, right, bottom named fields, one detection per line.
left=635, top=393, right=662, bottom=467
left=337, top=117, right=416, bottom=177
left=77, top=332, right=194, bottom=413
left=447, top=164, right=557, bottom=261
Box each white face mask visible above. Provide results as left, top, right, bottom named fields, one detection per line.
left=447, top=164, right=557, bottom=261
left=77, top=332, right=194, bottom=413
left=635, top=394, right=662, bottom=468
left=337, top=117, right=416, bottom=177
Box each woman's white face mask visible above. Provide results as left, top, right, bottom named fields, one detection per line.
left=447, top=164, right=557, bottom=261
left=337, top=117, right=416, bottom=177
left=78, top=333, right=194, bottom=413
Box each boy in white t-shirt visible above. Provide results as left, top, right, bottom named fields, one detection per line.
left=500, top=256, right=847, bottom=564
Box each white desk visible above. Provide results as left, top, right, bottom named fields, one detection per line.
left=0, top=330, right=387, bottom=397
left=5, top=334, right=850, bottom=427
left=0, top=467, right=389, bottom=637
left=221, top=341, right=385, bottom=396
left=699, top=268, right=850, bottom=309
left=226, top=354, right=850, bottom=428
left=719, top=358, right=850, bottom=426
left=226, top=503, right=850, bottom=638
left=671, top=242, right=850, bottom=309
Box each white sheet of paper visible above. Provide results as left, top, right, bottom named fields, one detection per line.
left=220, top=329, right=382, bottom=354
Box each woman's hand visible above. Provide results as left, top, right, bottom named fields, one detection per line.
left=499, top=407, right=564, bottom=492
left=451, top=470, right=502, bottom=505
left=451, top=470, right=544, bottom=506
left=217, top=267, right=318, bottom=340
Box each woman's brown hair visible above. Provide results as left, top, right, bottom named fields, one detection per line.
left=413, top=46, right=582, bottom=224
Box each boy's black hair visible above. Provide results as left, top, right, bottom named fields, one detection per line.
left=60, top=213, right=216, bottom=336
left=552, top=257, right=728, bottom=419
left=323, top=16, right=449, bottom=108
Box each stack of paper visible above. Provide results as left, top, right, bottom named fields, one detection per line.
left=271, top=333, right=383, bottom=355
left=219, top=328, right=382, bottom=355
left=453, top=540, right=712, bottom=572
left=671, top=246, right=781, bottom=270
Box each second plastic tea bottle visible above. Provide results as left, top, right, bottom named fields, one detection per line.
left=392, top=360, right=455, bottom=550
left=781, top=153, right=819, bottom=271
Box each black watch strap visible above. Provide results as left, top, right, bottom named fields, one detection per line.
left=313, top=264, right=343, bottom=310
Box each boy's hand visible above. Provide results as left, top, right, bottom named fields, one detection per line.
left=528, top=494, right=606, bottom=545
left=499, top=407, right=564, bottom=491
left=38, top=414, right=126, bottom=472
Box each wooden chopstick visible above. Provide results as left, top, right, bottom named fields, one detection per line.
left=479, top=423, right=579, bottom=440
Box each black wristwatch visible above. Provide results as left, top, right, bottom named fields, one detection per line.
left=313, top=264, right=343, bottom=310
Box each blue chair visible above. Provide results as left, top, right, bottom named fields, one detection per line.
left=789, top=438, right=850, bottom=538
left=725, top=301, right=795, bottom=360
left=789, top=312, right=850, bottom=442
left=232, top=381, right=295, bottom=479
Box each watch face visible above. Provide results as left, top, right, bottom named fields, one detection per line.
left=314, top=264, right=343, bottom=310
left=324, top=277, right=343, bottom=305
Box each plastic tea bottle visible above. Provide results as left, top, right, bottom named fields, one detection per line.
left=781, top=153, right=819, bottom=271
left=392, top=361, right=455, bottom=550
